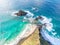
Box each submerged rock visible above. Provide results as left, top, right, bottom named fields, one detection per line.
left=35, top=16, right=44, bottom=21
left=15, top=10, right=27, bottom=16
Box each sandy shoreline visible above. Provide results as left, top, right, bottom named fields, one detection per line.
left=4, top=24, right=37, bottom=45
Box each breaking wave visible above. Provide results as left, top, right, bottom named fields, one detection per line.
left=41, top=16, right=60, bottom=45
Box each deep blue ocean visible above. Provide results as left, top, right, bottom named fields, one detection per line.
left=0, top=0, right=60, bottom=45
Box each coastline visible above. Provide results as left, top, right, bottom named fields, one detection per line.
left=4, top=24, right=37, bottom=45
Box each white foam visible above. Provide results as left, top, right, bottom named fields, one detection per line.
left=52, top=32, right=57, bottom=36
left=39, top=16, right=53, bottom=31
left=41, top=16, right=52, bottom=24
left=24, top=17, right=27, bottom=20
left=28, top=17, right=35, bottom=23
left=23, top=10, right=35, bottom=23
left=40, top=16, right=60, bottom=45
left=25, top=10, right=34, bottom=18
left=41, top=30, right=60, bottom=45
left=31, top=7, right=36, bottom=11
left=52, top=29, right=55, bottom=31
left=45, top=23, right=53, bottom=31
left=31, top=7, right=39, bottom=12
left=11, top=11, right=18, bottom=16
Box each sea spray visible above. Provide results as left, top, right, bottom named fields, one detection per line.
left=40, top=16, right=60, bottom=45
left=40, top=16, right=58, bottom=36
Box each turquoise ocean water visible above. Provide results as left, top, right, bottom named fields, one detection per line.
left=0, top=12, right=28, bottom=44
left=0, top=0, right=60, bottom=45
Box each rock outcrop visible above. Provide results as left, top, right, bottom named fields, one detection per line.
left=15, top=10, right=27, bottom=16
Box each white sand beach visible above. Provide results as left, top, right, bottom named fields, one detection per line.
left=4, top=24, right=37, bottom=45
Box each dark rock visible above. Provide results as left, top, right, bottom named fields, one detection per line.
left=35, top=16, right=44, bottom=21
left=38, top=28, right=52, bottom=45
left=15, top=10, right=27, bottom=16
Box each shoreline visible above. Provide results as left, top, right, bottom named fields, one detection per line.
left=4, top=24, right=37, bottom=45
